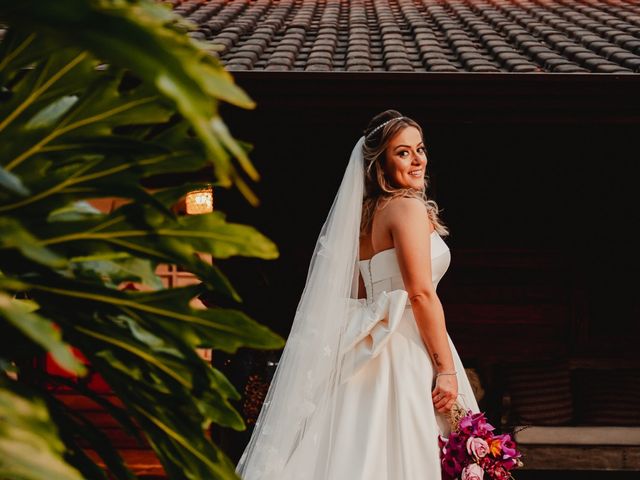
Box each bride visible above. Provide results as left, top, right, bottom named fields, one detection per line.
left=236, top=110, right=480, bottom=479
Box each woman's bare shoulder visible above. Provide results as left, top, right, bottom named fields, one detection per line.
left=381, top=197, right=433, bottom=231
left=381, top=196, right=428, bottom=218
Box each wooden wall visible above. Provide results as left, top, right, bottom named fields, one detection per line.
left=145, top=72, right=640, bottom=464
left=212, top=72, right=640, bottom=361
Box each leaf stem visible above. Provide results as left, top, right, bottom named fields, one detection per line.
left=30, top=283, right=240, bottom=333
left=0, top=32, right=36, bottom=71
left=0, top=52, right=88, bottom=137
left=4, top=95, right=157, bottom=171
left=0, top=152, right=182, bottom=212
left=74, top=325, right=190, bottom=388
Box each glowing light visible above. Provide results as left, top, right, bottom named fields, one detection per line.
left=186, top=186, right=213, bottom=214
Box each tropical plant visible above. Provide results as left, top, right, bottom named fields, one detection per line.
left=0, top=1, right=283, bottom=479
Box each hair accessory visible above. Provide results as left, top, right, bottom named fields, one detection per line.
left=366, top=116, right=405, bottom=139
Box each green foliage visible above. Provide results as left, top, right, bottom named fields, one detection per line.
left=0, top=378, right=85, bottom=480
left=0, top=1, right=283, bottom=479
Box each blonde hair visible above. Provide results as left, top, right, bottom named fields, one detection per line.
left=360, top=109, right=449, bottom=238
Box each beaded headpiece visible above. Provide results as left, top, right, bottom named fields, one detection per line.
left=366, top=116, right=406, bottom=139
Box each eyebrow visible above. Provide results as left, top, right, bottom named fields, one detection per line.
left=394, top=142, right=425, bottom=150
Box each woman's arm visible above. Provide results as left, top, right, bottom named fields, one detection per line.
left=385, top=197, right=458, bottom=413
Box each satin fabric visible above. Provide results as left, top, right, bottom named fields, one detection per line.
left=288, top=231, right=480, bottom=479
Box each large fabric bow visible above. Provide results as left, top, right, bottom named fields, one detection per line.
left=339, top=289, right=409, bottom=384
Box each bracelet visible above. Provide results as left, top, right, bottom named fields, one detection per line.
left=435, top=371, right=457, bottom=377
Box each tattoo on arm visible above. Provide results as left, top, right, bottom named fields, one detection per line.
left=433, top=353, right=442, bottom=367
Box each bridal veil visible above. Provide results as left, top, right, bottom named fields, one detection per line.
left=235, top=136, right=367, bottom=479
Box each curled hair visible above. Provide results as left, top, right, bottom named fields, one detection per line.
left=360, top=109, right=449, bottom=238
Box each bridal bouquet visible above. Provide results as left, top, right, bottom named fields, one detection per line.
left=438, top=405, right=523, bottom=480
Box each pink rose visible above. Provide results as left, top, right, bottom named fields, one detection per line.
left=466, top=436, right=490, bottom=459
left=461, top=462, right=485, bottom=480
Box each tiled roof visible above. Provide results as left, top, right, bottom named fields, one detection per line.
left=169, top=0, right=640, bottom=73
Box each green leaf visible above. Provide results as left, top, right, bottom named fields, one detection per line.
left=0, top=380, right=84, bottom=480
left=0, top=0, right=259, bottom=204
left=27, top=279, right=284, bottom=352
left=0, top=218, right=66, bottom=268
left=0, top=30, right=55, bottom=85
left=48, top=200, right=102, bottom=222
left=72, top=256, right=164, bottom=290
left=178, top=211, right=278, bottom=259
left=0, top=44, right=95, bottom=142
left=0, top=165, right=30, bottom=196
left=0, top=1, right=280, bottom=478
left=33, top=205, right=277, bottom=300
left=25, top=95, right=79, bottom=130
left=0, top=292, right=85, bottom=375
left=46, top=394, right=137, bottom=480
left=1, top=65, right=173, bottom=176
left=210, top=116, right=259, bottom=182
left=46, top=375, right=145, bottom=447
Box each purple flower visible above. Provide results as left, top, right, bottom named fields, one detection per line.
left=440, top=410, right=523, bottom=478
left=471, top=412, right=496, bottom=437
left=466, top=436, right=490, bottom=459
left=500, top=457, right=520, bottom=471
left=441, top=433, right=464, bottom=457
left=461, top=462, right=485, bottom=480
left=448, top=432, right=467, bottom=450
left=451, top=444, right=468, bottom=464
left=442, top=455, right=463, bottom=478
left=494, top=433, right=518, bottom=459
left=459, top=415, right=475, bottom=435
left=459, top=411, right=496, bottom=437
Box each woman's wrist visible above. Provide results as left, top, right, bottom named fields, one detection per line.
left=435, top=370, right=457, bottom=378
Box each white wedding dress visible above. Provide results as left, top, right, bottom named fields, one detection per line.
left=280, top=231, right=480, bottom=479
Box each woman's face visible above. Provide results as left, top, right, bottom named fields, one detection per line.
left=383, top=126, right=427, bottom=190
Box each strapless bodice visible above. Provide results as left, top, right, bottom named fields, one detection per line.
left=358, top=231, right=450, bottom=308
left=339, top=231, right=451, bottom=384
